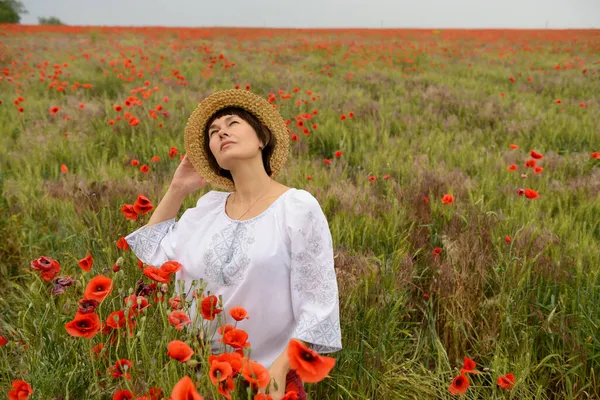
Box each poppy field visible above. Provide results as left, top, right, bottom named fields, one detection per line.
left=1, top=25, right=600, bottom=399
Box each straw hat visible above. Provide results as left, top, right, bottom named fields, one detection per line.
left=184, top=89, right=290, bottom=191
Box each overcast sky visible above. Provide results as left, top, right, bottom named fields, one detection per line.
left=20, top=0, right=600, bottom=29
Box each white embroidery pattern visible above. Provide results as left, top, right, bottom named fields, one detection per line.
left=293, top=313, right=342, bottom=353
left=203, top=221, right=256, bottom=286
left=125, top=218, right=176, bottom=265
left=291, top=211, right=337, bottom=307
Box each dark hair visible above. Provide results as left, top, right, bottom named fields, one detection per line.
left=203, top=107, right=276, bottom=185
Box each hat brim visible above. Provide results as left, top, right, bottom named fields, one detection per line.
left=184, top=89, right=290, bottom=191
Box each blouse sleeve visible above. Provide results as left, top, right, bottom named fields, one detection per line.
left=286, top=190, right=342, bottom=354
left=124, top=190, right=224, bottom=267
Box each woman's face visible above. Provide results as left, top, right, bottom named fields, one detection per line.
left=207, top=113, right=263, bottom=171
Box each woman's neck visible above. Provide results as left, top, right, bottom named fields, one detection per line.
left=228, top=161, right=273, bottom=205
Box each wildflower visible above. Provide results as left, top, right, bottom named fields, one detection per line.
left=78, top=253, right=93, bottom=272
left=530, top=150, right=544, bottom=159
left=497, top=373, right=516, bottom=390
left=31, top=256, right=61, bottom=281
left=167, top=340, right=194, bottom=362
left=460, top=357, right=477, bottom=374
left=8, top=380, right=33, bottom=400
left=168, top=311, right=192, bottom=330
left=241, top=358, right=270, bottom=389
left=448, top=374, right=470, bottom=395
left=60, top=164, right=68, bottom=173
left=133, top=195, right=154, bottom=214
left=120, top=204, right=138, bottom=221
left=525, top=188, right=540, bottom=199
left=83, top=275, right=113, bottom=302
left=116, top=237, right=130, bottom=251
left=201, top=295, right=222, bottom=320
left=287, top=339, right=335, bottom=383
left=229, top=307, right=249, bottom=321
left=441, top=194, right=454, bottom=204
left=64, top=312, right=101, bottom=339
left=170, top=376, right=203, bottom=400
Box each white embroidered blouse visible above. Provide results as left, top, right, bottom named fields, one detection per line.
left=124, top=188, right=342, bottom=368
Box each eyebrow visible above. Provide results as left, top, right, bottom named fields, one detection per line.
left=208, top=115, right=235, bottom=133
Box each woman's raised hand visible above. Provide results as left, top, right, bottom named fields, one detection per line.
left=169, top=154, right=209, bottom=196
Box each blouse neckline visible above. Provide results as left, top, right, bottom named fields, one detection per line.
left=221, top=188, right=296, bottom=223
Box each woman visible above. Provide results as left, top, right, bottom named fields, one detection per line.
left=125, top=89, right=342, bottom=399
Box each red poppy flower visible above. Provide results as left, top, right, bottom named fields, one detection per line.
left=143, top=266, right=171, bottom=283
left=505, top=235, right=512, bottom=243
left=60, top=164, right=68, bottom=173
left=84, top=275, right=113, bottom=302
left=171, top=376, right=203, bottom=400
left=525, top=188, right=540, bottom=199
left=533, top=166, right=544, bottom=174
left=140, top=165, right=150, bottom=173
left=110, top=359, right=133, bottom=379
left=287, top=339, right=336, bottom=383
left=78, top=253, right=93, bottom=272
left=448, top=374, right=470, bottom=395
left=217, top=376, right=234, bottom=399
left=222, top=328, right=250, bottom=349
left=201, top=295, right=222, bottom=320
left=530, top=150, right=544, bottom=159
left=124, top=294, right=149, bottom=314
left=133, top=195, right=154, bottom=214
left=49, top=106, right=60, bottom=114
left=241, top=358, right=270, bottom=389
left=255, top=394, right=273, bottom=400
left=497, top=373, right=515, bottom=390
left=460, top=357, right=477, bottom=374
left=30, top=256, right=61, bottom=281
left=167, top=340, right=194, bottom=362
left=348, top=112, right=354, bottom=118
left=218, top=324, right=235, bottom=336
left=116, top=237, right=130, bottom=251
left=113, top=390, right=134, bottom=400
left=151, top=155, right=160, bottom=163
left=131, top=159, right=140, bottom=166
left=160, top=260, right=181, bottom=275
left=78, top=298, right=99, bottom=315
left=65, top=312, right=101, bottom=339
left=0, top=335, right=8, bottom=346
left=169, top=296, right=183, bottom=310
left=114, top=105, right=123, bottom=112
left=323, top=159, right=332, bottom=165
left=106, top=310, right=135, bottom=330
left=340, top=115, right=346, bottom=120
left=281, top=392, right=298, bottom=400
left=209, top=361, right=233, bottom=385
left=148, top=387, right=163, bottom=400
left=120, top=204, right=138, bottom=221
left=229, top=307, right=248, bottom=321
left=441, top=194, right=454, bottom=204
left=368, top=175, right=376, bottom=182
left=507, top=164, right=517, bottom=171
left=432, top=247, right=442, bottom=257
left=169, top=147, right=179, bottom=158
left=509, top=144, right=519, bottom=149
left=590, top=152, right=599, bottom=159
left=168, top=311, right=192, bottom=330
left=8, top=380, right=33, bottom=400
left=209, top=352, right=243, bottom=375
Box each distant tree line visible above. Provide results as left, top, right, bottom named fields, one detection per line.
left=0, top=0, right=65, bottom=24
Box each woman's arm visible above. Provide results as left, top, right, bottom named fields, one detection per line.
left=146, top=185, right=188, bottom=226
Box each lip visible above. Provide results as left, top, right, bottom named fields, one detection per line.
left=220, top=141, right=235, bottom=150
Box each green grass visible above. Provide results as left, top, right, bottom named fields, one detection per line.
left=1, top=26, right=600, bottom=399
